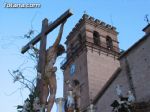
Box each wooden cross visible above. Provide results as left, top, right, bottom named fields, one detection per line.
left=21, top=9, right=73, bottom=95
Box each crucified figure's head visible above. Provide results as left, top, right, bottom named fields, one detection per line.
left=57, top=44, right=65, bottom=57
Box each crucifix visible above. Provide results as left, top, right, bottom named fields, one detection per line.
left=21, top=9, right=73, bottom=112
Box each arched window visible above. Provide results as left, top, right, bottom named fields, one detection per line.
left=93, top=31, right=100, bottom=46
left=106, top=36, right=113, bottom=50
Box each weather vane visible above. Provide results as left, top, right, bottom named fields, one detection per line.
left=144, top=14, right=150, bottom=25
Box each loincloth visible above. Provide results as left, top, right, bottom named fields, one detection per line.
left=44, top=66, right=57, bottom=83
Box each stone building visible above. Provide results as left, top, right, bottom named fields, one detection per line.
left=61, top=14, right=150, bottom=112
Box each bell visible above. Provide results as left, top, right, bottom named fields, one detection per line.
left=55, top=97, right=65, bottom=112
left=87, top=104, right=96, bottom=112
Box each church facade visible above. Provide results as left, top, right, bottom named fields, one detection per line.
left=61, top=14, right=150, bottom=112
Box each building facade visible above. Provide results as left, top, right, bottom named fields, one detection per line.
left=61, top=14, right=150, bottom=112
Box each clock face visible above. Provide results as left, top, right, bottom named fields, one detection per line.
left=70, top=64, right=76, bottom=76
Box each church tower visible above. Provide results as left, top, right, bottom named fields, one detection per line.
left=61, top=14, right=120, bottom=111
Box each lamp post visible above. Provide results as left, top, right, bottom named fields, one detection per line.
left=55, top=97, right=65, bottom=112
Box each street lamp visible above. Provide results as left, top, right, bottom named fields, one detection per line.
left=55, top=97, right=65, bottom=112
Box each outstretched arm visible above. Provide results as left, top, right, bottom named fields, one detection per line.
left=53, top=20, right=66, bottom=49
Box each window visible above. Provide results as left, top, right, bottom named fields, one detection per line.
left=73, top=79, right=80, bottom=86
left=106, top=36, right=113, bottom=50
left=93, top=31, right=100, bottom=46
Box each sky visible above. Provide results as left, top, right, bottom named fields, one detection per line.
left=0, top=0, right=150, bottom=112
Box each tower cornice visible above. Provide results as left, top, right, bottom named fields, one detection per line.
left=65, top=14, right=118, bottom=44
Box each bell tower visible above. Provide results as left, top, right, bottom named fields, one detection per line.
left=61, top=14, right=120, bottom=111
